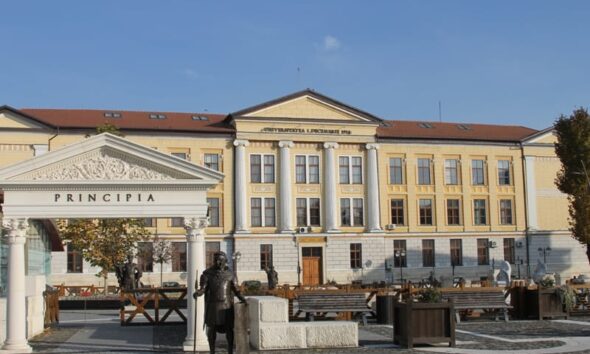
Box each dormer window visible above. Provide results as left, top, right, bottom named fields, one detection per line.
left=149, top=113, right=167, bottom=120
left=418, top=122, right=433, bottom=129
left=104, top=112, right=121, bottom=118
left=192, top=115, right=209, bottom=121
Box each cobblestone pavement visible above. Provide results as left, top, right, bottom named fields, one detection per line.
left=29, top=311, right=590, bottom=353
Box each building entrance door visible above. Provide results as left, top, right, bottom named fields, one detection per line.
left=302, top=247, right=322, bottom=286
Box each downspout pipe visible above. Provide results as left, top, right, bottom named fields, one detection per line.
left=520, top=142, right=531, bottom=279
left=48, top=127, right=60, bottom=151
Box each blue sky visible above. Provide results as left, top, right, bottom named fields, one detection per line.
left=1, top=1, right=588, bottom=129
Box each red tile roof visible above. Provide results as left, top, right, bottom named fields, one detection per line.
left=377, top=120, right=537, bottom=142
left=20, top=108, right=233, bottom=134
left=14, top=108, right=538, bottom=142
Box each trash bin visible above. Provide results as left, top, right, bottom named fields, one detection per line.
left=376, top=295, right=395, bottom=324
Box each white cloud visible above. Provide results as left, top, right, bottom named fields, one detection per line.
left=323, top=35, right=341, bottom=51
left=183, top=69, right=199, bottom=80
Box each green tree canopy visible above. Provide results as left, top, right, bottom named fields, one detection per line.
left=96, top=122, right=124, bottom=136
left=58, top=219, right=151, bottom=287
left=554, top=108, right=590, bottom=264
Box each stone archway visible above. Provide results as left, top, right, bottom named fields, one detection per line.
left=0, top=133, right=222, bottom=352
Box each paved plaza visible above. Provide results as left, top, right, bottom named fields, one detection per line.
left=27, top=309, right=590, bottom=354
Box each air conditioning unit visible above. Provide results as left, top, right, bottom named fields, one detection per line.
left=298, top=226, right=309, bottom=233
left=385, top=224, right=397, bottom=230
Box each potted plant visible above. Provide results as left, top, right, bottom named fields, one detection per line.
left=520, top=276, right=571, bottom=320
left=393, top=287, right=455, bottom=349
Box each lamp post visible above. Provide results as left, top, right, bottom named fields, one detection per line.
left=232, top=251, right=242, bottom=283
left=394, top=250, right=406, bottom=284
left=516, top=256, right=524, bottom=279
left=538, top=246, right=551, bottom=264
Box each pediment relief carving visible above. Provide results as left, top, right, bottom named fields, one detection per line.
left=16, top=148, right=192, bottom=181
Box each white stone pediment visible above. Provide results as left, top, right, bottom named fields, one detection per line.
left=0, top=133, right=224, bottom=185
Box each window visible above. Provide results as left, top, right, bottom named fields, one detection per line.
left=389, top=157, right=404, bottom=184
left=340, top=198, right=364, bottom=226
left=296, top=155, right=320, bottom=184
left=419, top=199, right=433, bottom=225
left=142, top=218, right=154, bottom=227
left=450, top=239, right=463, bottom=266
left=339, top=157, right=350, bottom=184
left=474, top=199, right=487, bottom=225
left=503, top=238, right=515, bottom=264
left=350, top=243, right=362, bottom=269
left=477, top=239, right=490, bottom=265
left=171, top=217, right=184, bottom=227
left=500, top=199, right=513, bottom=225
left=172, top=152, right=188, bottom=160
left=390, top=199, right=405, bottom=225
left=251, top=197, right=275, bottom=227
left=339, top=156, right=363, bottom=184
left=207, top=198, right=220, bottom=227
left=67, top=244, right=83, bottom=273
left=422, top=239, right=435, bottom=267
left=205, top=242, right=220, bottom=268
left=417, top=158, right=432, bottom=185
left=137, top=242, right=153, bottom=272
left=260, top=244, right=273, bottom=270
left=296, top=155, right=307, bottom=183
left=446, top=199, right=461, bottom=225
left=340, top=198, right=351, bottom=226
left=472, top=160, right=485, bottom=185
left=172, top=242, right=187, bottom=272
left=394, top=240, right=407, bottom=267
left=444, top=159, right=459, bottom=185
left=204, top=153, right=220, bottom=171
left=498, top=160, right=511, bottom=185
left=296, top=198, right=320, bottom=227
left=250, top=154, right=275, bottom=183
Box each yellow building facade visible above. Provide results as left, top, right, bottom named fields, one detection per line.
left=0, top=90, right=587, bottom=287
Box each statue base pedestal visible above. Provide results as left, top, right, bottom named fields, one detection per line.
left=182, top=340, right=209, bottom=352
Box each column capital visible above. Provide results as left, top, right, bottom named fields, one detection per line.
left=278, top=140, right=294, bottom=149
left=2, top=218, right=28, bottom=244
left=366, top=143, right=380, bottom=150
left=184, top=217, right=208, bottom=241
left=323, top=142, right=339, bottom=149
left=233, top=139, right=249, bottom=147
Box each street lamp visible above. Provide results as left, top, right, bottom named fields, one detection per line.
left=515, top=256, right=524, bottom=279
left=538, top=247, right=551, bottom=264
left=394, top=250, right=406, bottom=284
left=232, top=251, right=242, bottom=283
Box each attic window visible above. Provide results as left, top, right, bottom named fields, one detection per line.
left=457, top=124, right=471, bottom=131
left=149, top=113, right=167, bottom=120
left=192, top=115, right=209, bottom=121
left=418, top=122, right=434, bottom=129
left=104, top=112, right=121, bottom=118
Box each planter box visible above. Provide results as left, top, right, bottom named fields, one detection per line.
left=510, top=287, right=568, bottom=320
left=393, top=300, right=455, bottom=349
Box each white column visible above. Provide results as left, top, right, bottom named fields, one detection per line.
left=233, top=139, right=250, bottom=233
left=524, top=156, right=538, bottom=230
left=279, top=141, right=295, bottom=233
left=323, top=142, right=339, bottom=233
left=366, top=143, right=382, bottom=232
left=183, top=217, right=209, bottom=351
left=2, top=218, right=32, bottom=353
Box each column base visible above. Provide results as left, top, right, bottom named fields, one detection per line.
left=366, top=228, right=384, bottom=233
left=234, top=229, right=251, bottom=234
left=326, top=229, right=341, bottom=233
left=280, top=229, right=295, bottom=234
left=1, top=341, right=32, bottom=353
left=183, top=338, right=209, bottom=352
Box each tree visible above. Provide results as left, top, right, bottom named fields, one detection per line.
left=152, top=238, right=173, bottom=287
left=96, top=122, right=124, bottom=136
left=58, top=219, right=151, bottom=290
left=554, top=108, right=590, bottom=264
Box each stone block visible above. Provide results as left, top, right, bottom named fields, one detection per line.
left=254, top=323, right=306, bottom=350
left=247, top=296, right=288, bottom=323
left=304, top=322, right=358, bottom=348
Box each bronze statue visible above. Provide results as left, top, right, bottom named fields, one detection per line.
left=265, top=266, right=278, bottom=290
left=194, top=251, right=246, bottom=354
left=115, top=254, right=142, bottom=291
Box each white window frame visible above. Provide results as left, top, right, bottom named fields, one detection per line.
left=250, top=197, right=276, bottom=227
left=339, top=155, right=364, bottom=184
left=296, top=197, right=321, bottom=227
left=444, top=159, right=460, bottom=185
left=295, top=154, right=321, bottom=184
left=249, top=153, right=276, bottom=183
left=340, top=197, right=364, bottom=226
left=204, top=153, right=220, bottom=171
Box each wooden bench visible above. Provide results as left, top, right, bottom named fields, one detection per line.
left=297, top=293, right=372, bottom=325
left=442, top=289, right=512, bottom=323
